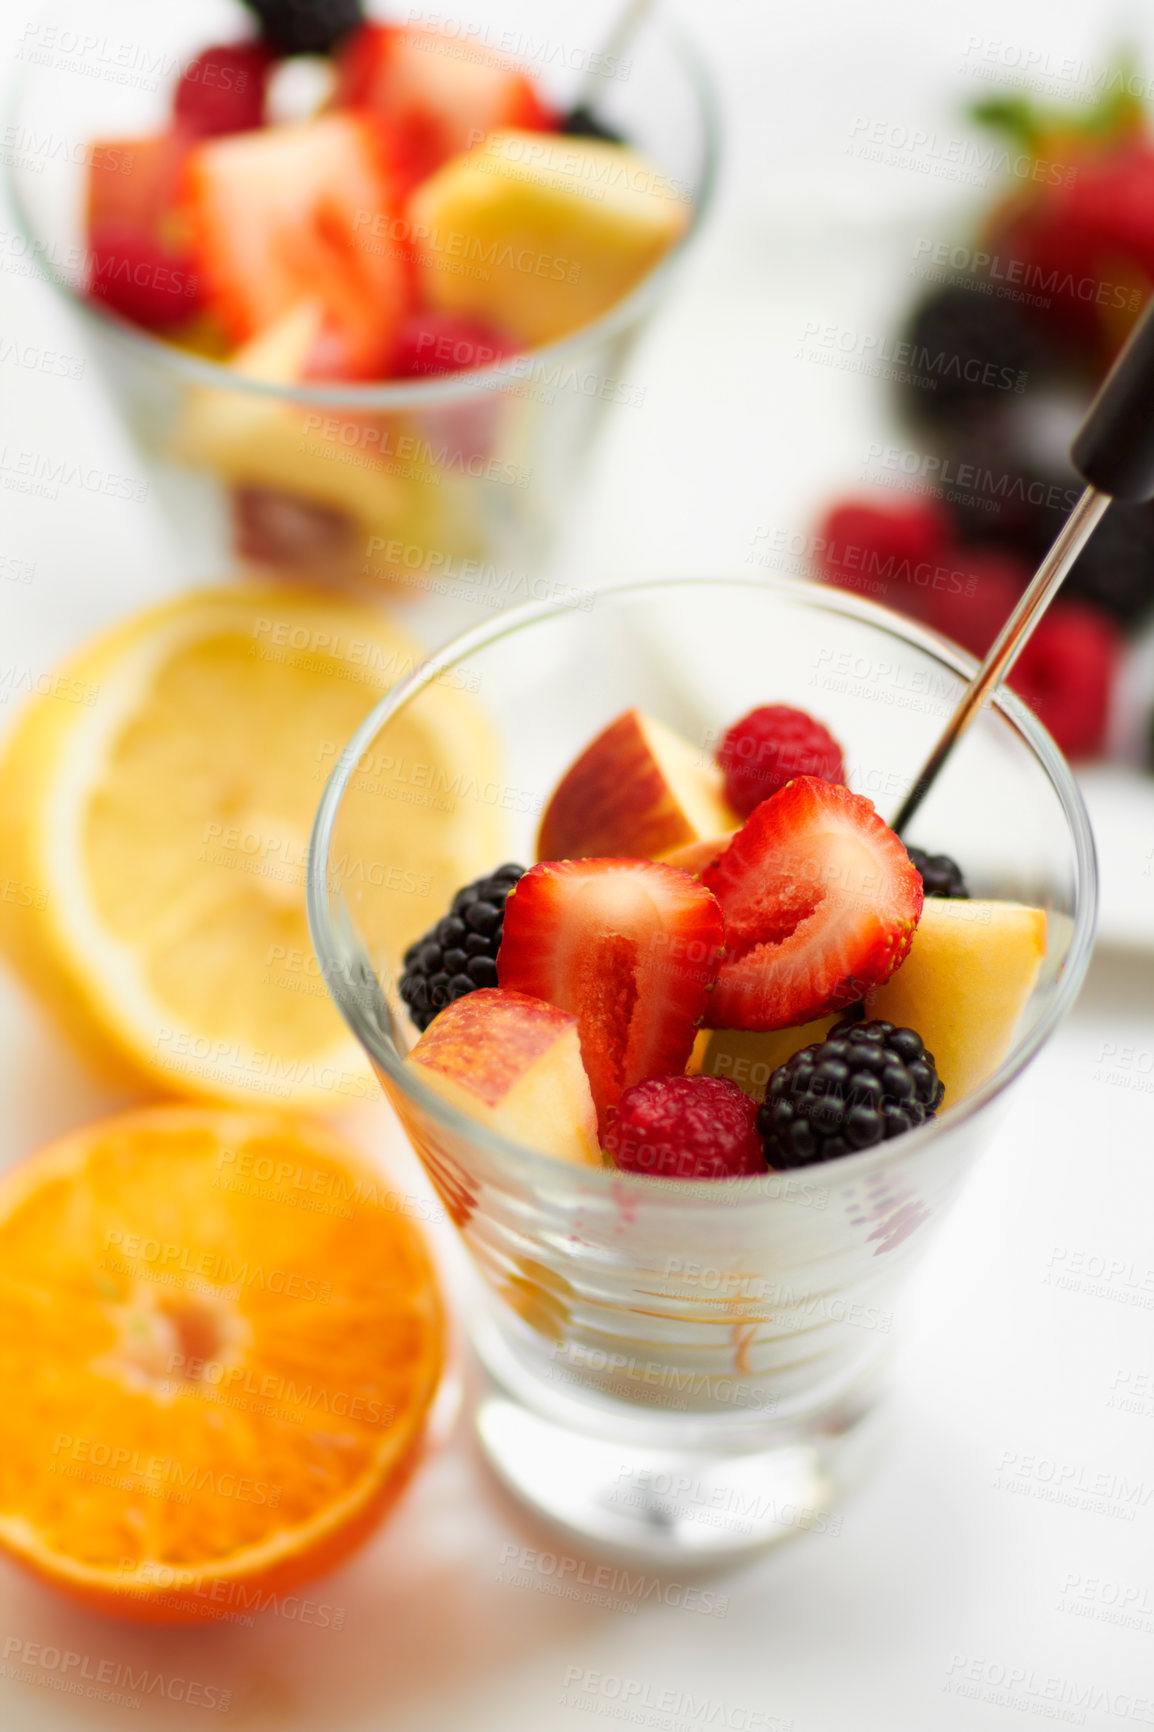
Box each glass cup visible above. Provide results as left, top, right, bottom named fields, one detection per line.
left=5, top=0, right=718, bottom=594
left=307, top=576, right=1096, bottom=1562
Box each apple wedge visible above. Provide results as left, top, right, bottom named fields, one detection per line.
left=538, top=709, right=737, bottom=863
left=866, top=898, right=1046, bottom=1104
left=665, top=831, right=739, bottom=877
left=404, top=987, right=601, bottom=1165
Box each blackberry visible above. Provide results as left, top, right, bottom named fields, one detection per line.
left=240, top=0, right=363, bottom=56
left=1063, top=496, right=1154, bottom=630
left=757, top=1019, right=944, bottom=1168
left=398, top=863, right=524, bottom=1032
left=895, top=284, right=1058, bottom=426
left=906, top=845, right=969, bottom=900
left=560, top=104, right=627, bottom=145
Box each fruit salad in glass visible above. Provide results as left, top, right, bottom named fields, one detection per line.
left=8, top=0, right=714, bottom=585
left=309, top=576, right=1095, bottom=1559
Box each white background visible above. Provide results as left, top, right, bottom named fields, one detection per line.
left=3, top=1, right=1154, bottom=1728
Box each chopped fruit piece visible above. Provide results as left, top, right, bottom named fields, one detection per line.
left=816, top=498, right=950, bottom=605
left=87, top=130, right=193, bottom=241
left=865, top=899, right=1046, bottom=1103
left=605, top=1075, right=766, bottom=1180
left=537, top=710, right=737, bottom=864
left=691, top=1017, right=839, bottom=1101
left=664, top=831, right=737, bottom=877
left=87, top=223, right=202, bottom=329
left=399, top=864, right=525, bottom=1031
left=498, top=859, right=725, bottom=1130
left=173, top=43, right=272, bottom=137
left=717, top=705, right=846, bottom=819
left=405, top=988, right=601, bottom=1166
left=242, top=0, right=364, bottom=57
left=183, top=114, right=411, bottom=378
left=86, top=130, right=202, bottom=328
left=0, top=587, right=502, bottom=1104
left=174, top=303, right=407, bottom=546
left=906, top=845, right=969, bottom=900
left=393, top=311, right=513, bottom=378
left=232, top=485, right=356, bottom=570
left=758, top=1019, right=944, bottom=1168
left=701, top=778, right=923, bottom=1032
left=1009, top=600, right=1119, bottom=760
left=0, top=1105, right=443, bottom=1621
left=336, top=24, right=556, bottom=193
left=407, top=130, right=691, bottom=346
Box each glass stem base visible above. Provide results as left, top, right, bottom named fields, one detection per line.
left=471, top=1319, right=890, bottom=1566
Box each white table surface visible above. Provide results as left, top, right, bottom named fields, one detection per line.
left=3, top=2, right=1154, bottom=1729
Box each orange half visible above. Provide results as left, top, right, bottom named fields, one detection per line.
left=0, top=1106, right=444, bottom=1622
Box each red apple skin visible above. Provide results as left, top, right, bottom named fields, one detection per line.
left=538, top=710, right=715, bottom=862
left=407, top=988, right=575, bottom=1107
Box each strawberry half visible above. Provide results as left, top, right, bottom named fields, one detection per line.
left=335, top=23, right=557, bottom=195
left=498, top=859, right=725, bottom=1132
left=183, top=114, right=412, bottom=379
left=701, top=779, right=922, bottom=1032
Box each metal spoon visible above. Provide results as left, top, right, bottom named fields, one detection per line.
left=893, top=295, right=1154, bottom=835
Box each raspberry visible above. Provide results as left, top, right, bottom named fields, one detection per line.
left=816, top=498, right=950, bottom=608
left=605, top=1076, right=767, bottom=1181
left=925, top=550, right=1027, bottom=658
left=173, top=44, right=271, bottom=137
left=717, top=706, right=845, bottom=819
left=1010, top=600, right=1119, bottom=759
left=86, top=224, right=200, bottom=330
left=759, top=1019, right=944, bottom=1168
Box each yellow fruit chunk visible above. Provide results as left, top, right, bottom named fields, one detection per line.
left=691, top=1018, right=839, bottom=1100
left=0, top=586, right=502, bottom=1105
left=866, top=899, right=1046, bottom=1103
left=173, top=304, right=409, bottom=547
left=407, top=130, right=691, bottom=345
left=0, top=1106, right=443, bottom=1621
left=404, top=988, right=601, bottom=1165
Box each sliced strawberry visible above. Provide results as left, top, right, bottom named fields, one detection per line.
left=86, top=131, right=201, bottom=328
left=183, top=114, right=412, bottom=379
left=335, top=23, right=557, bottom=194
left=701, top=779, right=922, bottom=1032
left=498, top=859, right=725, bottom=1131
left=88, top=131, right=193, bottom=238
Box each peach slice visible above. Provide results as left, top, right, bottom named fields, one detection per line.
left=537, top=709, right=737, bottom=864
left=404, top=987, right=601, bottom=1165
left=689, top=1017, right=840, bottom=1101
left=866, top=898, right=1046, bottom=1104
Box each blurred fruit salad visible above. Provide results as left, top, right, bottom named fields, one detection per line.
left=83, top=0, right=690, bottom=380
left=811, top=74, right=1154, bottom=764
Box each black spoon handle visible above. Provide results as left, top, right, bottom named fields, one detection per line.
left=1071, top=296, right=1154, bottom=503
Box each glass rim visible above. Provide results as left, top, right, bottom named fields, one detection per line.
left=307, top=573, right=1098, bottom=1202
left=4, top=12, right=721, bottom=411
